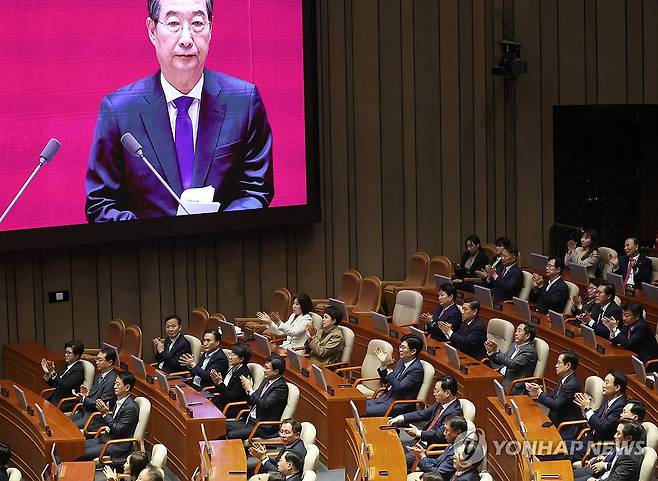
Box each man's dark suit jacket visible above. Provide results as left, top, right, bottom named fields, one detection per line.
left=402, top=399, right=463, bottom=445
left=249, top=377, right=289, bottom=437
left=587, top=395, right=627, bottom=441
left=488, top=263, right=524, bottom=301
left=530, top=277, right=570, bottom=314
left=456, top=250, right=489, bottom=277
left=188, top=348, right=229, bottom=390
left=588, top=302, right=623, bottom=338
left=258, top=438, right=307, bottom=473
left=428, top=304, right=462, bottom=342
left=366, top=358, right=424, bottom=417
left=0, top=467, right=7, bottom=481
left=604, top=451, right=643, bottom=481
left=452, top=469, right=481, bottom=481
left=79, top=395, right=140, bottom=461
left=418, top=442, right=457, bottom=478
left=612, top=255, right=653, bottom=289
left=45, top=361, right=85, bottom=410
left=211, top=363, right=251, bottom=416
left=449, top=317, right=487, bottom=360
left=72, top=369, right=117, bottom=429
left=155, top=335, right=192, bottom=373
left=85, top=69, right=274, bottom=222
left=537, top=373, right=582, bottom=440
left=489, top=343, right=537, bottom=394
left=611, top=318, right=658, bottom=362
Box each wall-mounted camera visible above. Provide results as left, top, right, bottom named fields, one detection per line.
left=492, top=39, right=527, bottom=78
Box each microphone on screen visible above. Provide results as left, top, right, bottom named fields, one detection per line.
left=0, top=138, right=62, bottom=224
left=120, top=133, right=190, bottom=215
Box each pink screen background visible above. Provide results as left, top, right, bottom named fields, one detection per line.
left=0, top=0, right=306, bottom=232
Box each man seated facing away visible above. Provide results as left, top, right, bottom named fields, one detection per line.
left=576, top=283, right=622, bottom=338
left=408, top=416, right=468, bottom=478
left=529, top=257, right=570, bottom=314
left=226, top=355, right=289, bottom=440
left=568, top=370, right=628, bottom=462
left=0, top=442, right=11, bottom=481
left=365, top=334, right=425, bottom=417
left=71, top=346, right=118, bottom=430
left=485, top=245, right=524, bottom=301
left=152, top=315, right=192, bottom=373
left=484, top=323, right=538, bottom=395
left=422, top=283, right=462, bottom=343
left=571, top=279, right=603, bottom=316
left=136, top=465, right=164, bottom=481
left=303, top=305, right=345, bottom=365
left=609, top=237, right=653, bottom=290
left=438, top=300, right=487, bottom=360
left=526, top=350, right=582, bottom=440
left=248, top=418, right=307, bottom=480
left=209, top=342, right=252, bottom=416
left=573, top=420, right=644, bottom=481
left=77, top=371, right=140, bottom=462
left=181, top=328, right=228, bottom=391
left=387, top=375, right=463, bottom=469
left=41, top=339, right=86, bottom=411
left=604, top=302, right=658, bottom=364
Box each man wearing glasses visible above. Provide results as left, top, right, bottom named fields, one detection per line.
left=86, top=0, right=274, bottom=222
left=529, top=256, right=570, bottom=314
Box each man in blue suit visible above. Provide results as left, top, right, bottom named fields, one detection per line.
left=606, top=302, right=658, bottom=364
left=85, top=0, right=273, bottom=222
left=408, top=416, right=468, bottom=477
left=485, top=246, right=524, bottom=301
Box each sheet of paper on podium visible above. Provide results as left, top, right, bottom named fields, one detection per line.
left=176, top=186, right=220, bottom=216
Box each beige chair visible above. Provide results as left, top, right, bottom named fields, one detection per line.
left=459, top=398, right=477, bottom=423
left=639, top=447, right=657, bottom=481
left=83, top=319, right=125, bottom=358
left=562, top=280, right=580, bottom=314
left=41, top=359, right=95, bottom=411
left=150, top=443, right=168, bottom=470
left=506, top=337, right=549, bottom=395
left=352, top=276, right=382, bottom=314
left=480, top=473, right=494, bottom=481
left=325, top=325, right=356, bottom=370
left=559, top=375, right=604, bottom=441
left=390, top=290, right=423, bottom=326
left=336, top=339, right=394, bottom=397
left=235, top=288, right=292, bottom=331
left=188, top=307, right=210, bottom=340
left=248, top=363, right=265, bottom=391
left=6, top=468, right=21, bottom=481
left=184, top=334, right=202, bottom=364
left=597, top=247, right=618, bottom=275
left=642, top=421, right=658, bottom=450
left=486, top=318, right=515, bottom=355
left=80, top=359, right=96, bottom=390
left=313, top=269, right=363, bottom=311
left=518, top=271, right=533, bottom=301
left=383, top=360, right=435, bottom=416
left=120, top=325, right=143, bottom=359
left=382, top=252, right=431, bottom=312
left=649, top=256, right=658, bottom=282
left=310, top=312, right=323, bottom=332
left=300, top=421, right=317, bottom=446
left=303, top=444, right=320, bottom=472
left=301, top=472, right=317, bottom=481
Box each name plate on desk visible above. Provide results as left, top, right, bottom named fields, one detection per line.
left=186, top=406, right=194, bottom=418
left=530, top=315, right=541, bottom=325
left=0, top=387, right=8, bottom=397
left=326, top=386, right=335, bottom=396
left=646, top=378, right=655, bottom=389
left=456, top=291, right=464, bottom=299
left=300, top=367, right=310, bottom=378
left=388, top=330, right=398, bottom=339
left=348, top=316, right=359, bottom=324
left=427, top=346, right=437, bottom=356
left=565, top=330, right=575, bottom=339
left=26, top=405, right=34, bottom=416
left=168, top=389, right=177, bottom=401
left=493, top=302, right=503, bottom=310
left=625, top=288, right=636, bottom=297
left=596, top=344, right=606, bottom=354
left=459, top=365, right=469, bottom=375
left=146, top=375, right=155, bottom=384
left=119, top=361, right=129, bottom=370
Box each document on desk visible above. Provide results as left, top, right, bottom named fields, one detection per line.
left=176, top=186, right=220, bottom=216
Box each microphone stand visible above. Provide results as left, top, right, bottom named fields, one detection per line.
left=0, top=161, right=47, bottom=224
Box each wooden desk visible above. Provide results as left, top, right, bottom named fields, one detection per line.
left=344, top=417, right=406, bottom=481
left=486, top=396, right=573, bottom=481
left=349, top=312, right=501, bottom=429
left=201, top=440, right=247, bottom=481
left=0, top=379, right=87, bottom=481
left=626, top=373, right=658, bottom=425
left=56, top=462, right=97, bottom=481
left=242, top=339, right=367, bottom=469
left=3, top=342, right=64, bottom=394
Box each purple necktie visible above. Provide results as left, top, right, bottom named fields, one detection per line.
left=173, top=96, right=195, bottom=190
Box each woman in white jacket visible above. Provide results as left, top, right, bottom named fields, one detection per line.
left=258, top=292, right=313, bottom=348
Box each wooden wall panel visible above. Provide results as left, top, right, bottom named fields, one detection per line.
left=70, top=245, right=99, bottom=346
left=597, top=0, right=627, bottom=103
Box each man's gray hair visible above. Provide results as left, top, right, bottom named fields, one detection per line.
left=148, top=0, right=214, bottom=22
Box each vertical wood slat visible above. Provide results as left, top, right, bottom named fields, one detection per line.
left=71, top=245, right=99, bottom=347
left=597, top=0, right=627, bottom=103
left=14, top=251, right=35, bottom=342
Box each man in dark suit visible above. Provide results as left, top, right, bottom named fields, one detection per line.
left=226, top=354, right=289, bottom=440
left=209, top=342, right=252, bottom=416
left=153, top=315, right=192, bottom=373
left=527, top=350, right=582, bottom=440
left=529, top=257, right=570, bottom=314
left=275, top=450, right=304, bottom=481
left=485, top=323, right=538, bottom=395
left=180, top=328, right=228, bottom=390
left=449, top=437, right=486, bottom=481
left=576, top=283, right=622, bottom=338
left=438, top=300, right=487, bottom=360
left=569, top=370, right=628, bottom=461
left=41, top=339, right=86, bottom=411
left=408, top=416, right=468, bottom=478
left=0, top=443, right=11, bottom=481
left=423, top=283, right=462, bottom=342
left=387, top=375, right=464, bottom=469
left=610, top=237, right=653, bottom=289
left=71, top=346, right=118, bottom=430
left=485, top=246, right=524, bottom=301
left=248, top=418, right=307, bottom=478
left=606, top=302, right=658, bottom=363
left=85, top=0, right=273, bottom=222
left=365, top=334, right=425, bottom=417
left=77, top=371, right=140, bottom=462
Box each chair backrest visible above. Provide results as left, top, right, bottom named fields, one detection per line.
left=303, top=444, right=319, bottom=473
left=248, top=363, right=265, bottom=390
left=649, top=257, right=658, bottom=282
left=459, top=398, right=476, bottom=423
left=518, top=271, right=533, bottom=301
left=150, top=443, right=168, bottom=469
left=188, top=307, right=209, bottom=340
left=337, top=270, right=363, bottom=305
left=80, top=360, right=96, bottom=390
left=481, top=243, right=497, bottom=261
left=416, top=360, right=436, bottom=407
left=642, top=422, right=658, bottom=450
left=301, top=470, right=317, bottom=481
left=584, top=376, right=605, bottom=411
left=532, top=338, right=549, bottom=378
left=353, top=276, right=382, bottom=313
left=120, top=325, right=143, bottom=358
left=133, top=397, right=152, bottom=444
left=486, top=318, right=515, bottom=354
left=6, top=468, right=21, bottom=481
left=391, top=290, right=423, bottom=326
left=338, top=326, right=355, bottom=364
left=282, top=382, right=300, bottom=419
left=206, top=313, right=226, bottom=332
left=300, top=421, right=317, bottom=446
left=424, top=256, right=453, bottom=288
left=106, top=319, right=126, bottom=351
left=405, top=252, right=431, bottom=286
left=362, top=340, right=394, bottom=391
left=479, top=473, right=494, bottom=481
left=639, top=447, right=657, bottom=481
left=563, top=281, right=580, bottom=314
left=597, top=247, right=618, bottom=275
left=310, top=312, right=323, bottom=332
left=270, top=288, right=293, bottom=319
left=184, top=334, right=202, bottom=364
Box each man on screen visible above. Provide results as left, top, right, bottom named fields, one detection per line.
left=85, top=0, right=274, bottom=222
